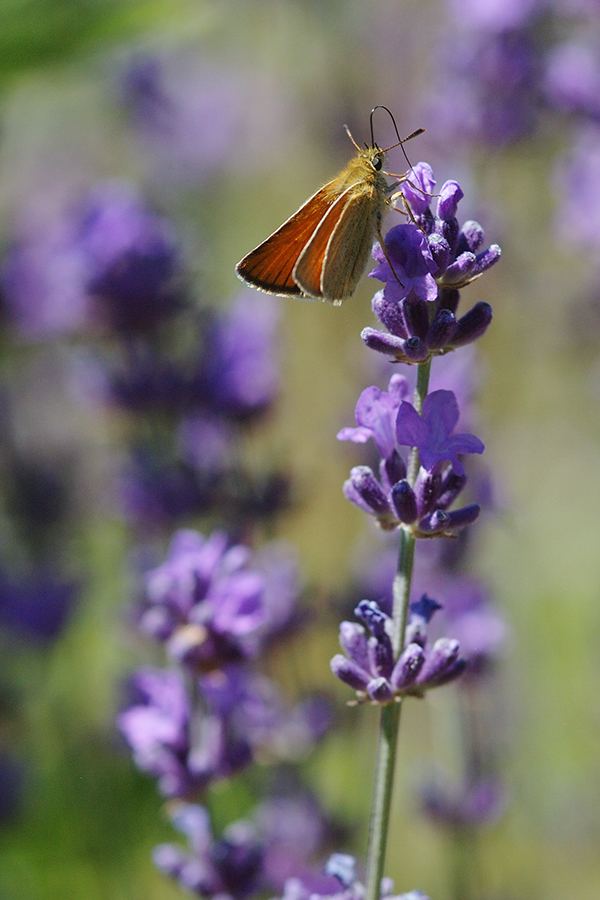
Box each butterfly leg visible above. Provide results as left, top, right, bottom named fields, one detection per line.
left=389, top=190, right=428, bottom=236
left=376, top=222, right=405, bottom=289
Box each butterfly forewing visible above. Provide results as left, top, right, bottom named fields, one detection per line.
left=321, top=188, right=381, bottom=303
left=235, top=182, right=338, bottom=296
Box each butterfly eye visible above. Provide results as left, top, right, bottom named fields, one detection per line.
left=372, top=154, right=383, bottom=171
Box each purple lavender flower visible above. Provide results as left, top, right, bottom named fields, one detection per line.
left=426, top=13, right=540, bottom=149
left=339, top=380, right=482, bottom=536
left=337, top=374, right=411, bottom=462
left=153, top=802, right=264, bottom=898
left=330, top=599, right=466, bottom=703
left=118, top=663, right=328, bottom=799
left=446, top=0, right=538, bottom=31
left=395, top=390, right=485, bottom=476
left=154, top=794, right=339, bottom=899
left=1, top=209, right=90, bottom=339
left=139, top=528, right=299, bottom=669
left=363, top=164, right=498, bottom=365
left=117, top=667, right=201, bottom=798
left=276, top=854, right=431, bottom=900
left=369, top=225, right=438, bottom=306
left=256, top=794, right=337, bottom=891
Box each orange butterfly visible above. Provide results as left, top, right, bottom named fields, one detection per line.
left=236, top=107, right=423, bottom=306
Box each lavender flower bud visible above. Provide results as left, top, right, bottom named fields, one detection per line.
left=430, top=656, right=468, bottom=687
left=367, top=634, right=394, bottom=680
left=380, top=449, right=407, bottom=489
left=417, top=638, right=461, bottom=685
left=403, top=336, right=429, bottom=362
left=414, top=470, right=443, bottom=517
left=425, top=309, right=457, bottom=350
left=330, top=654, right=370, bottom=690
left=391, top=480, right=418, bottom=524
left=436, top=470, right=467, bottom=510
left=440, top=251, right=476, bottom=287
left=339, top=621, right=370, bottom=670
left=443, top=504, right=481, bottom=533
left=402, top=295, right=429, bottom=340
left=457, top=220, right=485, bottom=254
left=367, top=677, right=395, bottom=703
left=451, top=302, right=493, bottom=347
left=355, top=599, right=388, bottom=636
left=418, top=509, right=450, bottom=534
left=427, top=233, right=451, bottom=272
left=343, top=466, right=392, bottom=516
left=472, top=244, right=501, bottom=278
left=361, top=327, right=405, bottom=356
left=372, top=290, right=408, bottom=337
left=390, top=642, right=425, bottom=689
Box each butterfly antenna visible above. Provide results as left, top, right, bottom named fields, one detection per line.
left=370, top=105, right=402, bottom=147
left=343, top=123, right=361, bottom=152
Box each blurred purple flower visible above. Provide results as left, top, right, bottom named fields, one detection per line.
left=0, top=571, right=78, bottom=643
left=1, top=214, right=90, bottom=339
left=420, top=773, right=506, bottom=829
left=197, top=293, right=281, bottom=419
left=427, top=23, right=540, bottom=148
left=153, top=802, right=263, bottom=898
left=395, top=390, right=485, bottom=476
left=256, top=794, right=333, bottom=889
left=556, top=123, right=600, bottom=249
left=276, top=853, right=431, bottom=900
left=118, top=667, right=199, bottom=798
left=545, top=40, right=600, bottom=119
left=119, top=450, right=215, bottom=527
left=119, top=661, right=330, bottom=799
left=154, top=794, right=338, bottom=899
left=446, top=0, right=539, bottom=31
left=120, top=55, right=244, bottom=182
left=139, top=528, right=299, bottom=668
left=1, top=182, right=182, bottom=339
left=78, top=182, right=182, bottom=334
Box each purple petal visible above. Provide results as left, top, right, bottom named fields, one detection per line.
left=401, top=162, right=436, bottom=215
left=437, top=180, right=464, bottom=221
left=396, top=402, right=429, bottom=447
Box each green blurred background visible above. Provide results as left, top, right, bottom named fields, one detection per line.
left=0, top=1, right=599, bottom=899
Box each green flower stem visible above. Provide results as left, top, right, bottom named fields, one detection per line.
left=365, top=357, right=432, bottom=900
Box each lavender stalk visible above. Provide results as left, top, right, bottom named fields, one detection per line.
left=335, top=163, right=500, bottom=899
